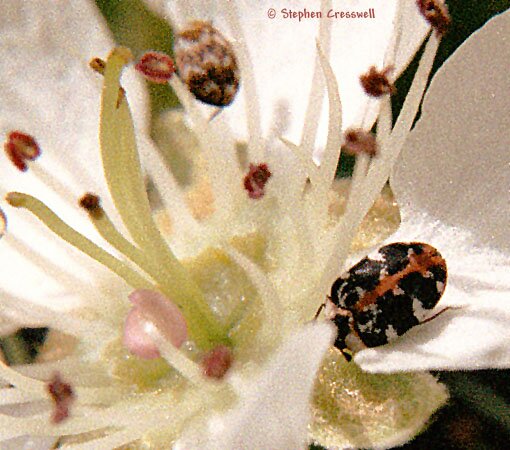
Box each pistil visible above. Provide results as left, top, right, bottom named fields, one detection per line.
left=100, top=48, right=229, bottom=349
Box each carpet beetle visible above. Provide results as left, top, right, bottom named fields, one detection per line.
left=174, top=21, right=240, bottom=107
left=325, top=242, right=448, bottom=361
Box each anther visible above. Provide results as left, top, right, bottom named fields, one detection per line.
left=243, top=163, right=272, bottom=199
left=4, top=131, right=41, bottom=171
left=5, top=192, right=23, bottom=207
left=0, top=207, right=6, bottom=239
left=202, top=345, right=233, bottom=379
left=360, top=66, right=395, bottom=98
left=417, top=0, right=451, bottom=35
left=342, top=128, right=378, bottom=157
left=135, top=51, right=175, bottom=84
left=47, top=372, right=74, bottom=424
left=79, top=193, right=103, bottom=220
left=89, top=57, right=106, bottom=75
left=90, top=56, right=126, bottom=108
left=174, top=21, right=240, bottom=107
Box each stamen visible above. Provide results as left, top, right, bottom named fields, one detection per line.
left=89, top=57, right=106, bottom=75
left=243, top=163, right=272, bottom=199
left=135, top=51, right=175, bottom=84
left=79, top=193, right=103, bottom=220
left=123, top=289, right=188, bottom=360
left=314, top=40, right=343, bottom=193
left=202, top=345, right=233, bottom=379
left=79, top=192, right=196, bottom=307
left=221, top=0, right=263, bottom=160
left=280, top=136, right=319, bottom=186
left=360, top=66, right=396, bottom=98
left=342, top=129, right=378, bottom=157
left=169, top=74, right=242, bottom=217
left=6, top=192, right=153, bottom=290
left=417, top=0, right=451, bottom=35
left=174, top=21, right=240, bottom=107
left=223, top=246, right=283, bottom=349
left=0, top=207, right=6, bottom=238
left=300, top=0, right=333, bottom=159
left=47, top=372, right=74, bottom=424
left=3, top=131, right=41, bottom=172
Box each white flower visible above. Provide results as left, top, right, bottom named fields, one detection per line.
left=0, top=1, right=507, bottom=449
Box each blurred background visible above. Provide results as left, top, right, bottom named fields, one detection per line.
left=4, top=1, right=509, bottom=448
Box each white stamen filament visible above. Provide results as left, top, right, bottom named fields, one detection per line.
left=168, top=75, right=242, bottom=222
left=224, top=246, right=283, bottom=346
left=312, top=40, right=343, bottom=211
left=84, top=204, right=187, bottom=294
left=300, top=0, right=333, bottom=160
left=6, top=193, right=154, bottom=290
left=145, top=327, right=209, bottom=387
left=221, top=0, right=263, bottom=162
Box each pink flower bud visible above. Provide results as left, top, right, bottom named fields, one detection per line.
left=122, top=289, right=188, bottom=359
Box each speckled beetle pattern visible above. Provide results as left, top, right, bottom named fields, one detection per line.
left=326, top=242, right=448, bottom=361
left=174, top=21, right=240, bottom=107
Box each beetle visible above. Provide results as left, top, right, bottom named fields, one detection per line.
left=323, top=242, right=449, bottom=361
left=174, top=21, right=240, bottom=107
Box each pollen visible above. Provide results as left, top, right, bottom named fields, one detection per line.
left=47, top=372, right=75, bottom=424
left=243, top=163, right=272, bottom=199
left=135, top=51, right=175, bottom=84
left=4, top=130, right=41, bottom=171
left=342, top=129, right=378, bottom=157
left=416, top=0, right=451, bottom=35
left=359, top=66, right=395, bottom=98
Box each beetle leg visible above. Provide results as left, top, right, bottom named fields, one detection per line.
left=420, top=306, right=462, bottom=325
left=313, top=303, right=325, bottom=320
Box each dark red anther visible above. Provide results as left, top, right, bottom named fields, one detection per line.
left=417, top=0, right=451, bottom=35
left=4, top=131, right=41, bottom=171
left=342, top=128, right=377, bottom=157
left=202, top=345, right=233, bottom=379
left=47, top=372, right=74, bottom=424
left=135, top=51, right=175, bottom=84
left=360, top=66, right=395, bottom=98
left=243, top=163, right=272, bottom=200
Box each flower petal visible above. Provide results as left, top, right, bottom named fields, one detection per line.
left=175, top=322, right=335, bottom=449
left=357, top=9, right=510, bottom=372
left=145, top=0, right=428, bottom=142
